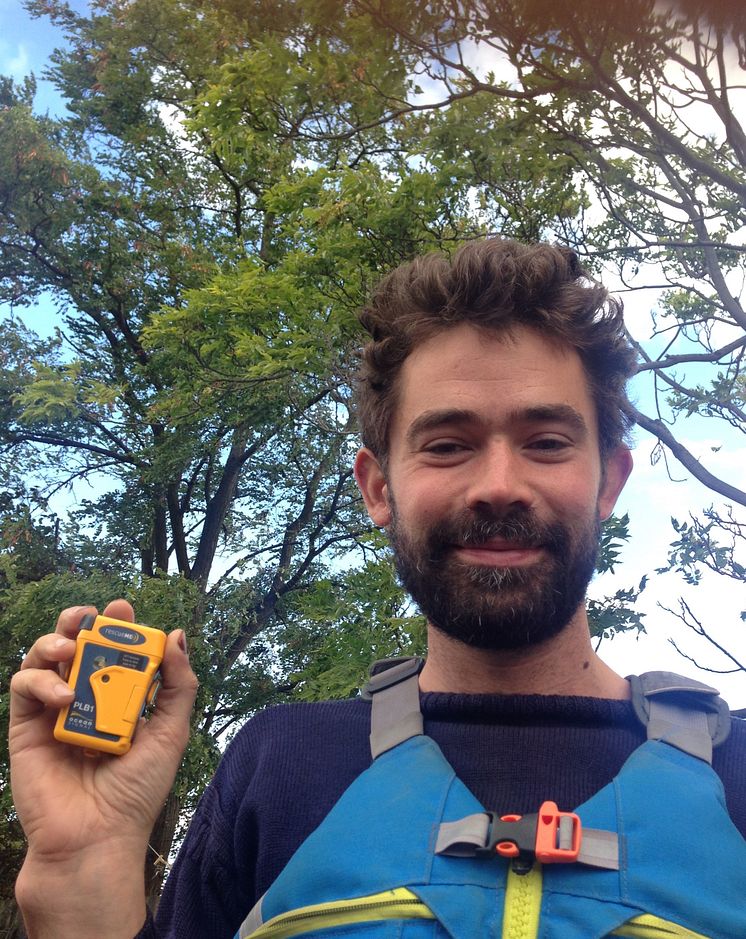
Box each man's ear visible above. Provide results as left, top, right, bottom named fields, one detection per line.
left=598, top=446, right=633, bottom=521
left=354, top=447, right=392, bottom=527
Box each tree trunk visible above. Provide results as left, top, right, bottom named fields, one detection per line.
left=153, top=499, right=169, bottom=574
left=145, top=791, right=182, bottom=914
left=0, top=900, right=27, bottom=939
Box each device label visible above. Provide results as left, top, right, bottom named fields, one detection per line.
left=99, top=625, right=146, bottom=646
left=64, top=641, right=149, bottom=739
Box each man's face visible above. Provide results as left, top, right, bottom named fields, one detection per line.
left=355, top=324, right=631, bottom=651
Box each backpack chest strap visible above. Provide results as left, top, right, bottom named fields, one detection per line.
left=435, top=804, right=621, bottom=870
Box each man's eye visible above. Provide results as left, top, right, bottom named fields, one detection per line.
left=424, top=441, right=466, bottom=454
left=529, top=438, right=570, bottom=451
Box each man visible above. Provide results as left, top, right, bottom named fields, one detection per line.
left=10, top=240, right=746, bottom=938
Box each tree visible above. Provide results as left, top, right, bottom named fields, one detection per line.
left=346, top=0, right=745, bottom=662
left=0, top=0, right=527, bottom=921
left=2, top=0, right=711, bottom=925
left=0, top=0, right=452, bottom=915
left=657, top=507, right=745, bottom=673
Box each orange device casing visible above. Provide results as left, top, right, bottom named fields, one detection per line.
left=54, top=614, right=166, bottom=756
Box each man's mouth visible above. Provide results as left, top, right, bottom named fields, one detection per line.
left=453, top=541, right=545, bottom=567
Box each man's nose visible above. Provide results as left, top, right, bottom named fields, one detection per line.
left=465, top=443, right=533, bottom=515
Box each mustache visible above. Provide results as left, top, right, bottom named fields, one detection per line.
left=427, top=509, right=562, bottom=552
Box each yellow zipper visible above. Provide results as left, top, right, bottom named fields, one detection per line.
left=502, top=863, right=543, bottom=939
left=247, top=879, right=709, bottom=939
left=609, top=914, right=708, bottom=938
left=246, top=887, right=435, bottom=938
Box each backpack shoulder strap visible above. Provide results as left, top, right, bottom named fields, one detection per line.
left=362, top=657, right=425, bottom=759
left=363, top=662, right=733, bottom=764
left=628, top=671, right=732, bottom=764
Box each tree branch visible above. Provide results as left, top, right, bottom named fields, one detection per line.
left=662, top=599, right=746, bottom=674
left=630, top=405, right=746, bottom=506
left=3, top=430, right=147, bottom=468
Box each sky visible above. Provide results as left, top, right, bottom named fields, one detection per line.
left=2, top=1, right=745, bottom=706
left=1, top=0, right=90, bottom=113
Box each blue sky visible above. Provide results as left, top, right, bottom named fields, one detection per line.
left=2, top=0, right=745, bottom=704
left=1, top=0, right=91, bottom=114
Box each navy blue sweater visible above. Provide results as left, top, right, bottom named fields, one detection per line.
left=137, top=692, right=746, bottom=938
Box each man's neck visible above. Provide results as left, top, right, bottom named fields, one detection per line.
left=419, top=616, right=630, bottom=700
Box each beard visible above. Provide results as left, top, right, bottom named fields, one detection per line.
left=388, top=502, right=601, bottom=652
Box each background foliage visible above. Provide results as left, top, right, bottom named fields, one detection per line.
left=1, top=0, right=744, bottom=930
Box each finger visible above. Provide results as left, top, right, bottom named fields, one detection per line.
left=21, top=634, right=77, bottom=672
left=152, top=630, right=199, bottom=720
left=10, top=668, right=75, bottom=723
left=54, top=605, right=98, bottom=640
left=102, top=599, right=135, bottom=622
left=139, top=630, right=198, bottom=751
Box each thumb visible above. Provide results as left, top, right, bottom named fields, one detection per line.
left=140, top=629, right=198, bottom=754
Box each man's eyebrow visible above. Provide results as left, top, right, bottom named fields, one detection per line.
left=405, top=409, right=480, bottom=446
left=513, top=405, right=589, bottom=437
left=405, top=404, right=589, bottom=446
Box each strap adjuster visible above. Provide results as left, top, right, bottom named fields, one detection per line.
left=479, top=801, right=581, bottom=863
left=535, top=802, right=582, bottom=863
left=361, top=657, right=425, bottom=700
left=436, top=805, right=618, bottom=869
left=628, top=672, right=732, bottom=764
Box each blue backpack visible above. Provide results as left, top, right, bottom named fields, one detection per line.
left=237, top=658, right=745, bottom=939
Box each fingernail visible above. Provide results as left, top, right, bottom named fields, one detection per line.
left=52, top=637, right=69, bottom=650
left=54, top=683, right=74, bottom=698
left=177, top=630, right=188, bottom=656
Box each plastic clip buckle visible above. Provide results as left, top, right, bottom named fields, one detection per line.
left=480, top=800, right=582, bottom=864
left=478, top=813, right=535, bottom=861
left=534, top=800, right=581, bottom=863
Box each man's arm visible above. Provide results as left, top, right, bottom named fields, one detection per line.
left=10, top=600, right=197, bottom=939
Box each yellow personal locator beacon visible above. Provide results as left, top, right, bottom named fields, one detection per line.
left=54, top=614, right=166, bottom=756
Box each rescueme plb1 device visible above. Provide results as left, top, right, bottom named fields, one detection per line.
left=54, top=614, right=166, bottom=756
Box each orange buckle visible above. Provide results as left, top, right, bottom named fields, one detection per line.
left=534, top=800, right=582, bottom=863
left=480, top=803, right=583, bottom=864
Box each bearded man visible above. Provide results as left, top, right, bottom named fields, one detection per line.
left=11, top=240, right=746, bottom=939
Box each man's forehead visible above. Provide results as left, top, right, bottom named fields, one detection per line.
left=397, top=325, right=587, bottom=396
left=402, top=322, right=577, bottom=370
left=389, top=324, right=599, bottom=446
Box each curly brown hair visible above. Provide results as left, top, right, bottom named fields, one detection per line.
left=355, top=239, right=637, bottom=463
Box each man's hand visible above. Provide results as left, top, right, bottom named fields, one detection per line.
left=9, top=600, right=198, bottom=939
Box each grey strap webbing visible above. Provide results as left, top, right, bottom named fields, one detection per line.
left=238, top=896, right=263, bottom=938
left=434, top=814, right=620, bottom=870
left=629, top=671, right=731, bottom=765
left=365, top=664, right=733, bottom=764
left=363, top=657, right=425, bottom=759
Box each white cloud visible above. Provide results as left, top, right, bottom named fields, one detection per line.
left=3, top=42, right=30, bottom=79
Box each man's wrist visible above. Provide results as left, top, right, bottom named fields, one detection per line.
left=17, top=844, right=149, bottom=939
